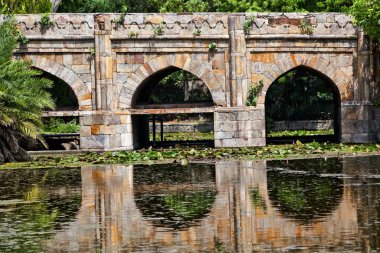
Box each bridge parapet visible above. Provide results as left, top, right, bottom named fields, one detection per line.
left=5, top=14, right=95, bottom=39
left=245, top=13, right=356, bottom=36
left=2, top=13, right=357, bottom=39
left=111, top=13, right=228, bottom=38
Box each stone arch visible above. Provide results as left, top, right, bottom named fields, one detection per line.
left=252, top=53, right=353, bottom=105
left=118, top=54, right=226, bottom=109
left=27, top=55, right=92, bottom=110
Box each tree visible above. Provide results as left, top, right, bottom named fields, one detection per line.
left=55, top=0, right=354, bottom=13
left=0, top=18, right=55, bottom=163
left=0, top=0, right=52, bottom=14
left=350, top=0, right=380, bottom=39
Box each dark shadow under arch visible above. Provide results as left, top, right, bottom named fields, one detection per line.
left=132, top=66, right=214, bottom=108
left=265, top=65, right=341, bottom=143
left=39, top=70, right=79, bottom=111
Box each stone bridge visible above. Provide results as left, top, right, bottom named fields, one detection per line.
left=7, top=13, right=380, bottom=150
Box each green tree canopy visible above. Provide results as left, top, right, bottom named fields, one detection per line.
left=0, top=18, right=55, bottom=163
left=350, top=0, right=380, bottom=39
left=56, top=0, right=353, bottom=13
left=0, top=0, right=52, bottom=14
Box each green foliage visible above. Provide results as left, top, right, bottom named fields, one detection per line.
left=372, top=99, right=380, bottom=107
left=300, top=19, right=313, bottom=34
left=0, top=19, right=55, bottom=163
left=40, top=14, right=54, bottom=27
left=113, top=5, right=128, bottom=25
left=56, top=0, right=353, bottom=13
left=245, top=80, right=264, bottom=106
left=192, top=28, right=201, bottom=36
left=350, top=0, right=380, bottom=39
left=152, top=23, right=165, bottom=37
left=128, top=31, right=139, bottom=38
left=88, top=47, right=95, bottom=58
left=163, top=191, right=216, bottom=219
left=0, top=0, right=52, bottom=14
left=208, top=42, right=217, bottom=51
left=3, top=142, right=380, bottom=168
left=266, top=67, right=335, bottom=124
left=43, top=118, right=80, bottom=134
left=243, top=16, right=255, bottom=35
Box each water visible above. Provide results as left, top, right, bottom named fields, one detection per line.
left=0, top=156, right=379, bottom=252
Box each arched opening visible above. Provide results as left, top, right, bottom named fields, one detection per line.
left=131, top=67, right=215, bottom=149
left=265, top=66, right=340, bottom=144
left=29, top=70, right=80, bottom=151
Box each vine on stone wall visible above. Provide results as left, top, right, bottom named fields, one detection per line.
left=245, top=80, right=264, bottom=106
left=300, top=20, right=313, bottom=35
left=243, top=16, right=255, bottom=35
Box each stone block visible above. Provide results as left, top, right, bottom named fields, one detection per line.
left=80, top=135, right=109, bottom=150
left=109, top=134, right=122, bottom=148
left=121, top=132, right=133, bottom=147
left=72, top=64, right=90, bottom=74
left=63, top=54, right=72, bottom=66
left=80, top=126, right=91, bottom=137
left=351, top=134, right=371, bottom=143
left=115, top=124, right=129, bottom=134
left=81, top=115, right=92, bottom=126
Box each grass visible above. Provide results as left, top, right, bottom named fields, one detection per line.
left=2, top=142, right=380, bottom=169
left=267, top=129, right=334, bottom=137
left=150, top=132, right=214, bottom=141
left=43, top=118, right=80, bottom=134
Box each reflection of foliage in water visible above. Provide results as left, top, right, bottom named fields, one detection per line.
left=136, top=189, right=217, bottom=229
left=134, top=163, right=217, bottom=229
left=250, top=187, right=267, bottom=212
left=0, top=168, right=82, bottom=252
left=267, top=158, right=343, bottom=222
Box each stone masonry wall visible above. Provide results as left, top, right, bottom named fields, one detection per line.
left=7, top=13, right=380, bottom=149
left=214, top=107, right=265, bottom=147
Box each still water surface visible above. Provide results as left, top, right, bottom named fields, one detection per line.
left=0, top=156, right=379, bottom=252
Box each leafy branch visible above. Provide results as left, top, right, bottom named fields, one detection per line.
left=40, top=13, right=54, bottom=27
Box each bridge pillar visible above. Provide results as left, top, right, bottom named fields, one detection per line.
left=214, top=107, right=266, bottom=147
left=80, top=114, right=133, bottom=150
left=341, top=31, right=379, bottom=143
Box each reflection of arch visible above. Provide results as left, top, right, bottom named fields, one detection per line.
left=266, top=159, right=344, bottom=223
left=133, top=164, right=217, bottom=229
left=28, top=56, right=92, bottom=110
left=265, top=65, right=341, bottom=139
left=253, top=53, right=353, bottom=104
left=118, top=54, right=226, bottom=108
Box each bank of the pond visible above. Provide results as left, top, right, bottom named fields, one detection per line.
left=1, top=142, right=380, bottom=169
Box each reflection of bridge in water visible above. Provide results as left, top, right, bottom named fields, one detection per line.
left=46, top=160, right=374, bottom=252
